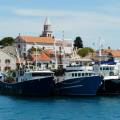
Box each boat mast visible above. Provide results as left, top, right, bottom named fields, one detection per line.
left=54, top=38, right=58, bottom=69
left=25, top=37, right=30, bottom=70
left=34, top=42, right=37, bottom=71
left=99, top=37, right=102, bottom=65
left=62, top=30, right=66, bottom=68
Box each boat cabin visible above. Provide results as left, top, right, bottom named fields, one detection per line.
left=64, top=70, right=96, bottom=80
left=12, top=70, right=54, bottom=82
left=99, top=64, right=116, bottom=76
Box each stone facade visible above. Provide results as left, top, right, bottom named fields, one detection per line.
left=0, top=50, right=16, bottom=72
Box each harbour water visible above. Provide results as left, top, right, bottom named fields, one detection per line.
left=0, top=95, right=120, bottom=120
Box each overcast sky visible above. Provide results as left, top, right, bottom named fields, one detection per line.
left=0, top=0, right=120, bottom=49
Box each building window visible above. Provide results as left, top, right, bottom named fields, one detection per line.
left=72, top=73, right=74, bottom=77
left=89, top=73, right=92, bottom=76
left=75, top=73, right=77, bottom=77
left=78, top=73, right=81, bottom=76
left=48, top=34, right=51, bottom=37
left=82, top=73, right=84, bottom=76
left=4, top=67, right=11, bottom=71
left=5, top=59, right=10, bottom=64
left=85, top=73, right=88, bottom=76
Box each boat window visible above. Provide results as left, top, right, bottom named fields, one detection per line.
left=110, top=67, right=114, bottom=70
left=32, top=73, right=52, bottom=77
left=75, top=73, right=77, bottom=77
left=89, top=73, right=91, bottom=76
left=85, top=73, right=88, bottom=76
left=72, top=73, right=74, bottom=77
left=103, top=67, right=105, bottom=70
left=78, top=73, right=81, bottom=76
left=105, top=67, right=109, bottom=70
left=100, top=67, right=102, bottom=70
left=82, top=73, right=84, bottom=76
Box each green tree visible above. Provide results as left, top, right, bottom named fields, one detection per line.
left=0, top=37, right=15, bottom=46
left=28, top=46, right=41, bottom=53
left=77, top=47, right=94, bottom=57
left=74, top=36, right=83, bottom=49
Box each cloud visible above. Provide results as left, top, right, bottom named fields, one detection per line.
left=14, top=9, right=71, bottom=17
left=0, top=18, right=42, bottom=39
left=13, top=8, right=120, bottom=27
left=1, top=8, right=120, bottom=49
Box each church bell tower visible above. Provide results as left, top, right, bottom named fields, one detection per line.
left=41, top=17, right=52, bottom=37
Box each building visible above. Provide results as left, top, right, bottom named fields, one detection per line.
left=0, top=46, right=17, bottom=72
left=94, top=48, right=120, bottom=62
left=41, top=17, right=52, bottom=37
left=14, top=17, right=73, bottom=58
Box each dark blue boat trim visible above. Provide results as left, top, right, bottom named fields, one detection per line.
left=0, top=77, right=55, bottom=96
left=56, top=76, right=102, bottom=96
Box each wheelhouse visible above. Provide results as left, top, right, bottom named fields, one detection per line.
left=64, top=70, right=96, bottom=80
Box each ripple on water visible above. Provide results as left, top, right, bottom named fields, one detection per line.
left=0, top=95, right=120, bottom=120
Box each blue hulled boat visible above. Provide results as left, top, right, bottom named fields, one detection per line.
left=55, top=66, right=102, bottom=96
left=95, top=62, right=120, bottom=94
left=0, top=70, right=55, bottom=96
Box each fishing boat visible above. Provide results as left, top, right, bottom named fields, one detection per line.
left=94, top=37, right=120, bottom=94
left=0, top=69, right=55, bottom=96
left=53, top=36, right=102, bottom=96
left=55, top=64, right=102, bottom=96
left=96, top=62, right=120, bottom=94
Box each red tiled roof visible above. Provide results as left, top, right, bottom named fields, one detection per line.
left=18, top=36, right=55, bottom=44
left=101, top=49, right=120, bottom=57
left=43, top=49, right=55, bottom=55
left=31, top=52, right=51, bottom=62
left=16, top=35, right=71, bottom=46
left=110, top=50, right=120, bottom=57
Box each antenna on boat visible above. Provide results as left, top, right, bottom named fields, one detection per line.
left=99, top=37, right=102, bottom=65
left=25, top=36, right=30, bottom=70
left=33, top=42, right=38, bottom=71
left=98, top=36, right=103, bottom=75
left=35, top=43, right=38, bottom=71
left=62, top=30, right=66, bottom=68
left=54, top=37, right=58, bottom=69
